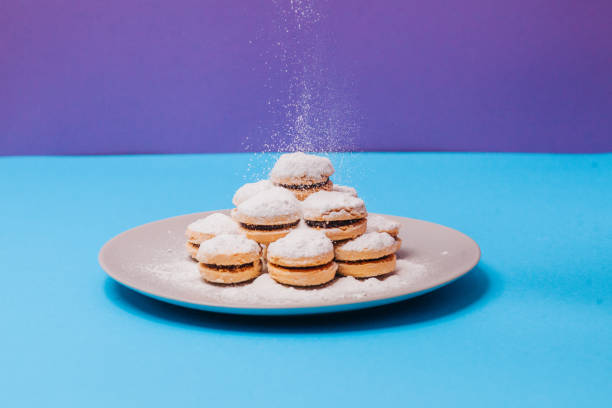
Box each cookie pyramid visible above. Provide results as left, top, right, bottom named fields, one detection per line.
left=186, top=152, right=401, bottom=286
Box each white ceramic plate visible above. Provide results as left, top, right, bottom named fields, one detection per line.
left=99, top=211, right=480, bottom=315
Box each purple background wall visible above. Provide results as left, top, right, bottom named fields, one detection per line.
left=1, top=0, right=611, bottom=155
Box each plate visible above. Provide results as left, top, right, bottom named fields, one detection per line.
left=99, top=211, right=480, bottom=315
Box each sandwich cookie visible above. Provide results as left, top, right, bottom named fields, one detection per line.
left=232, top=187, right=301, bottom=245
left=185, top=213, right=242, bottom=259
left=232, top=179, right=274, bottom=206
left=269, top=152, right=334, bottom=200
left=302, top=191, right=367, bottom=241
left=332, top=184, right=358, bottom=197
left=334, top=232, right=398, bottom=278
left=267, top=229, right=337, bottom=286
left=366, top=214, right=402, bottom=250
left=196, top=234, right=262, bottom=284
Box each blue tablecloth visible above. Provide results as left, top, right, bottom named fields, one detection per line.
left=1, top=153, right=610, bottom=407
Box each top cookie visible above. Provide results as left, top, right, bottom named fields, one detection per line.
left=233, top=187, right=301, bottom=225
left=267, top=229, right=334, bottom=267
left=232, top=180, right=274, bottom=206
left=196, top=234, right=261, bottom=265
left=269, top=152, right=334, bottom=185
left=301, top=191, right=367, bottom=221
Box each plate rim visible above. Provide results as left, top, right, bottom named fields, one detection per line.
left=99, top=211, right=481, bottom=314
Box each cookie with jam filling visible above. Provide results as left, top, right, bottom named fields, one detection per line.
left=196, top=234, right=262, bottom=284
left=301, top=191, right=367, bottom=241
left=269, top=152, right=334, bottom=200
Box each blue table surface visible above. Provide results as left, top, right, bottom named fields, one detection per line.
left=1, top=152, right=610, bottom=407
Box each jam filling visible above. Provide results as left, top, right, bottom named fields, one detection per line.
left=305, top=218, right=363, bottom=228
left=278, top=178, right=329, bottom=191
left=336, top=254, right=394, bottom=265
left=269, top=261, right=334, bottom=271
left=240, top=220, right=299, bottom=231
left=202, top=262, right=254, bottom=271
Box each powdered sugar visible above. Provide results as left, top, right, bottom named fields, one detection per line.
left=269, top=152, right=334, bottom=182
left=337, top=232, right=396, bottom=252
left=232, top=180, right=274, bottom=206
left=141, top=256, right=427, bottom=306
left=366, top=215, right=400, bottom=234
left=187, top=213, right=242, bottom=235
left=301, top=190, right=365, bottom=219
left=236, top=187, right=301, bottom=219
left=332, top=184, right=357, bottom=197
left=268, top=229, right=332, bottom=259
left=196, top=234, right=261, bottom=262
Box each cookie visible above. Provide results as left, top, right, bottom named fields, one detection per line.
left=185, top=213, right=242, bottom=259
left=232, top=187, right=301, bottom=245
left=269, top=152, right=334, bottom=200
left=366, top=214, right=402, bottom=250
left=332, top=184, right=358, bottom=197
left=301, top=191, right=367, bottom=241
left=334, top=232, right=398, bottom=278
left=196, top=234, right=262, bottom=284
left=232, top=179, right=274, bottom=206
left=267, top=229, right=337, bottom=286
left=366, top=214, right=400, bottom=237
left=185, top=241, right=200, bottom=259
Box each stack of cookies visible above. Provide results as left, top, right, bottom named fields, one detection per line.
left=186, top=152, right=402, bottom=287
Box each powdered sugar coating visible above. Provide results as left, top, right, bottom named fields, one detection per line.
left=187, top=213, right=242, bottom=235
left=366, top=214, right=400, bottom=234
left=232, top=180, right=274, bottom=206
left=269, top=152, right=334, bottom=183
left=236, top=187, right=301, bottom=219
left=197, top=234, right=260, bottom=262
left=338, top=232, right=396, bottom=252
left=237, top=187, right=300, bottom=219
left=332, top=184, right=357, bottom=197
left=268, top=229, right=333, bottom=259
left=301, top=191, right=366, bottom=219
